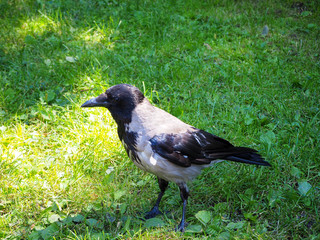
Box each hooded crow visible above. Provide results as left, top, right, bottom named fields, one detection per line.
left=81, top=84, right=271, bottom=232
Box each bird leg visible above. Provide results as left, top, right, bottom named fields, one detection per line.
left=176, top=183, right=189, bottom=232
left=145, top=178, right=169, bottom=219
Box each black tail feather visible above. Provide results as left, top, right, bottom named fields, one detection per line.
left=206, top=146, right=270, bottom=166
left=225, top=151, right=271, bottom=166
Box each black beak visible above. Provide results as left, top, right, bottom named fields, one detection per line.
left=81, top=97, right=100, bottom=107
left=81, top=93, right=109, bottom=108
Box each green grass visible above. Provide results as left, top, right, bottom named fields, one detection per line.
left=1, top=0, right=320, bottom=239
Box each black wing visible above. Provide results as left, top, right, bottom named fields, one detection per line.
left=149, top=129, right=270, bottom=167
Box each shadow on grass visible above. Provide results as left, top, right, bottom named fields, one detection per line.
left=0, top=0, right=139, bottom=122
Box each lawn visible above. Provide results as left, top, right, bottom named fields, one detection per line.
left=1, top=0, right=319, bottom=239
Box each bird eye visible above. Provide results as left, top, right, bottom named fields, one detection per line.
left=107, top=93, right=113, bottom=99
left=107, top=94, right=119, bottom=103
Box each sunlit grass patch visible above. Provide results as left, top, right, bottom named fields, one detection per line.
left=0, top=105, right=124, bottom=236
left=20, top=13, right=61, bottom=36
left=76, top=20, right=121, bottom=50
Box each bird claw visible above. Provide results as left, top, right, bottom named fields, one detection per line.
left=144, top=206, right=163, bottom=219
left=175, top=221, right=189, bottom=232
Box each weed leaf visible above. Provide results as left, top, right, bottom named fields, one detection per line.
left=298, top=181, right=312, bottom=196
left=260, top=131, right=275, bottom=145
left=72, top=214, right=85, bottom=223
left=40, top=223, right=59, bottom=239
left=66, top=56, right=77, bottom=62
left=144, top=218, right=165, bottom=228
left=195, top=210, right=212, bottom=225
left=226, top=221, right=244, bottom=230
left=114, top=190, right=126, bottom=200
left=185, top=224, right=202, bottom=233
left=48, top=214, right=61, bottom=223
left=290, top=167, right=302, bottom=178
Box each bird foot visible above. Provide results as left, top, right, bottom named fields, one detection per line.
left=175, top=221, right=189, bottom=232
left=144, top=206, right=162, bottom=219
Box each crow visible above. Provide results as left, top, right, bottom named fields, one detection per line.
left=81, top=84, right=270, bottom=232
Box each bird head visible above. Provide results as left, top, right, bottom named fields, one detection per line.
left=81, top=84, right=145, bottom=123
